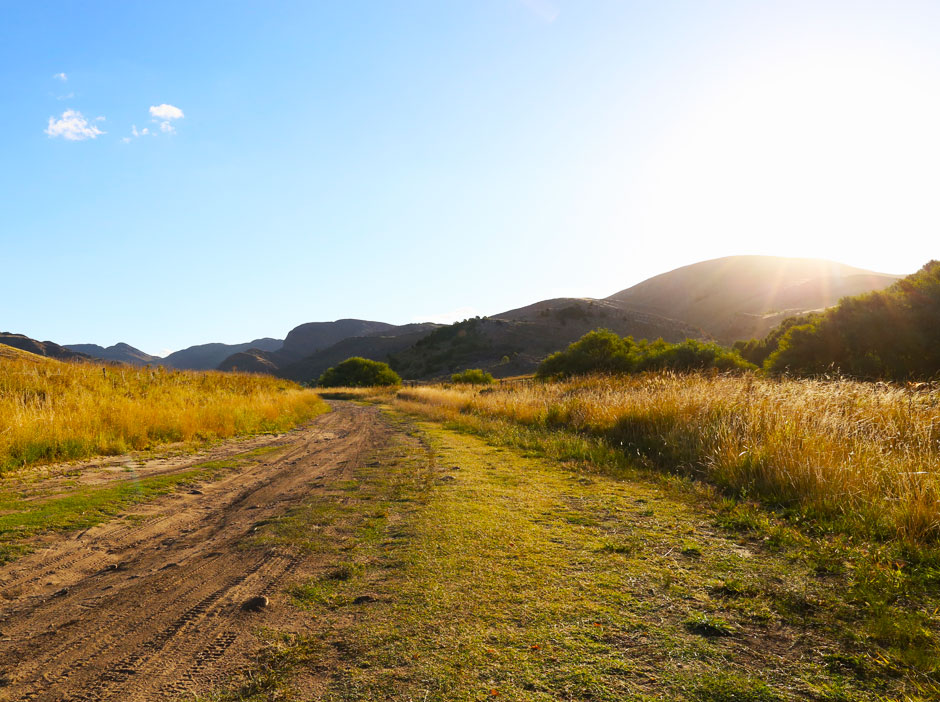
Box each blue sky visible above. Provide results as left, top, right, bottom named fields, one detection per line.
left=2, top=1, right=938, bottom=355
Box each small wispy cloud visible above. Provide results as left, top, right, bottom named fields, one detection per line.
left=53, top=72, right=68, bottom=82
left=45, top=109, right=105, bottom=141
left=149, top=103, right=184, bottom=134
left=56, top=92, right=75, bottom=100
left=122, top=124, right=152, bottom=143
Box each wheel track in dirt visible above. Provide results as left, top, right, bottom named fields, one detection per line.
left=0, top=403, right=387, bottom=701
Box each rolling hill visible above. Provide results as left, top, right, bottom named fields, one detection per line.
left=606, top=256, right=900, bottom=342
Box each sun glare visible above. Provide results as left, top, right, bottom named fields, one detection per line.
left=631, top=44, right=940, bottom=274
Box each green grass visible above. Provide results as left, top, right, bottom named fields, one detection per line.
left=202, top=408, right=940, bottom=701
left=0, top=445, right=284, bottom=564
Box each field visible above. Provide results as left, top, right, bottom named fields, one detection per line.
left=395, top=374, right=940, bottom=545
left=2, top=367, right=940, bottom=700
left=0, top=344, right=328, bottom=472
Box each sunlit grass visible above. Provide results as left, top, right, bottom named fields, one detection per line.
left=394, top=373, right=940, bottom=544
left=0, top=344, right=328, bottom=472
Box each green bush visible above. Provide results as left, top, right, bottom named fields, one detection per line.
left=451, top=368, right=495, bottom=384
left=537, top=329, right=754, bottom=379
left=317, top=357, right=402, bottom=387
left=741, top=260, right=940, bottom=380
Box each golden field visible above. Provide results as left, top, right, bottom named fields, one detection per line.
left=0, top=344, right=328, bottom=472
left=393, top=374, right=940, bottom=544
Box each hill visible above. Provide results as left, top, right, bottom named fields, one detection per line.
left=161, top=338, right=283, bottom=371
left=0, top=343, right=57, bottom=362
left=606, top=255, right=900, bottom=342
left=0, top=333, right=89, bottom=362
left=65, top=342, right=159, bottom=366
left=388, top=298, right=705, bottom=380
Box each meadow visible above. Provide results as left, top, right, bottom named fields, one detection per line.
left=390, top=373, right=940, bottom=545
left=0, top=344, right=328, bottom=472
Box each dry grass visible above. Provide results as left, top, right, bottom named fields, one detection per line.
left=395, top=374, right=940, bottom=544
left=0, top=344, right=328, bottom=472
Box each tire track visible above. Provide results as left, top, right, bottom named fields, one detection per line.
left=0, top=404, right=390, bottom=701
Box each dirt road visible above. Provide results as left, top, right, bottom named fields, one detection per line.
left=0, top=403, right=389, bottom=701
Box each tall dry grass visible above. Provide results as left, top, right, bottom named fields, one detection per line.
left=0, top=348, right=328, bottom=471
left=396, top=374, right=940, bottom=543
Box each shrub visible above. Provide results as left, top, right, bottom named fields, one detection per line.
left=536, top=329, right=754, bottom=379
left=317, top=357, right=401, bottom=388
left=451, top=368, right=495, bottom=385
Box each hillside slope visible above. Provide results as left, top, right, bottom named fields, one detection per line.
left=606, top=256, right=900, bottom=342
left=0, top=333, right=89, bottom=362
left=65, top=342, right=159, bottom=366
left=389, top=299, right=705, bottom=380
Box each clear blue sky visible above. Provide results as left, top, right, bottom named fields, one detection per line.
left=2, top=1, right=938, bottom=355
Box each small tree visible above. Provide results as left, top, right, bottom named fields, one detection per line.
left=451, top=368, right=495, bottom=384
left=317, top=357, right=402, bottom=387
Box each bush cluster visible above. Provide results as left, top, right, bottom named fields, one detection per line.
left=536, top=329, right=754, bottom=379
left=451, top=368, right=495, bottom=384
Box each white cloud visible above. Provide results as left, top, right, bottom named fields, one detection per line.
left=130, top=124, right=150, bottom=138
left=44, top=109, right=105, bottom=141
left=53, top=72, right=67, bottom=82
left=149, top=103, right=184, bottom=135
left=149, top=103, right=184, bottom=120
left=56, top=92, right=74, bottom=100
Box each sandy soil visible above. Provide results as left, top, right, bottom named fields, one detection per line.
left=0, top=403, right=390, bottom=701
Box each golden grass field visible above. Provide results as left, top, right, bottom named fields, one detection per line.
left=0, top=343, right=328, bottom=472
left=391, top=373, right=940, bottom=544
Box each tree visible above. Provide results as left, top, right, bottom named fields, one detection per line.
left=451, top=368, right=495, bottom=384
left=316, top=357, right=402, bottom=387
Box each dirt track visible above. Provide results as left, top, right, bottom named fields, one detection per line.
left=0, top=403, right=388, bottom=701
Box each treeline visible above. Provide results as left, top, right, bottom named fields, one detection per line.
left=736, top=260, right=940, bottom=380
left=536, top=330, right=754, bottom=379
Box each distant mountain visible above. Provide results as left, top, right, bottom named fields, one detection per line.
left=606, top=256, right=901, bottom=342
left=65, top=342, right=159, bottom=366
left=278, top=319, right=397, bottom=362
left=217, top=321, right=439, bottom=380
left=161, top=338, right=283, bottom=371
left=389, top=298, right=705, bottom=380
left=0, top=332, right=89, bottom=362
left=275, top=323, right=441, bottom=382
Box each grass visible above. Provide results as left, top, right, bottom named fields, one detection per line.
left=202, top=406, right=940, bottom=701
left=0, top=445, right=286, bottom=564
left=392, top=374, right=940, bottom=545
left=0, top=343, right=328, bottom=472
